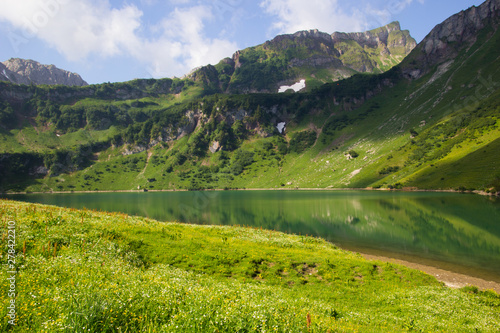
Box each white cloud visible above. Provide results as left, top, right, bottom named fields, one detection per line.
left=0, top=0, right=143, bottom=60
left=0, top=0, right=238, bottom=78
left=260, top=0, right=424, bottom=35
left=361, top=0, right=424, bottom=30
left=137, top=5, right=238, bottom=77
left=387, top=0, right=424, bottom=14
left=168, top=0, right=193, bottom=4
left=260, top=0, right=364, bottom=35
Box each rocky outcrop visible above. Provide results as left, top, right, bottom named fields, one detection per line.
left=185, top=65, right=219, bottom=85
left=209, top=141, right=222, bottom=153
left=331, top=22, right=415, bottom=52
left=404, top=0, right=499, bottom=79
left=293, top=29, right=332, bottom=42
left=0, top=58, right=88, bottom=86
left=329, top=22, right=416, bottom=73
left=423, top=0, right=499, bottom=53
left=0, top=62, right=12, bottom=82
left=176, top=110, right=203, bottom=139
left=275, top=21, right=415, bottom=71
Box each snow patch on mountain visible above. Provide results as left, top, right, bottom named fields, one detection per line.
left=2, top=69, right=10, bottom=80
left=278, top=79, right=306, bottom=93
left=277, top=122, right=286, bottom=133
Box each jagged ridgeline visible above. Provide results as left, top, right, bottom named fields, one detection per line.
left=0, top=0, right=499, bottom=193
left=188, top=21, right=416, bottom=93
left=0, top=58, right=87, bottom=87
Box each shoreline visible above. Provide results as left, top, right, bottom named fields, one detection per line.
left=360, top=253, right=500, bottom=293
left=2, top=187, right=498, bottom=197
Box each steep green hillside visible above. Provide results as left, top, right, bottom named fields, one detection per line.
left=2, top=199, right=499, bottom=332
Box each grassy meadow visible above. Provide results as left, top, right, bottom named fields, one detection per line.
left=1, top=199, right=499, bottom=332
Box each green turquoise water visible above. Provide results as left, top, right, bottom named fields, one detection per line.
left=7, top=190, right=500, bottom=281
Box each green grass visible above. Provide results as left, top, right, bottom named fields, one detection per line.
left=407, top=136, right=500, bottom=190
left=1, top=199, right=499, bottom=332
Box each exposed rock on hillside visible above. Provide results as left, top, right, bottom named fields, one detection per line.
left=0, top=58, right=88, bottom=86
left=331, top=22, right=413, bottom=50
left=404, top=0, right=499, bottom=78
left=0, top=63, right=12, bottom=82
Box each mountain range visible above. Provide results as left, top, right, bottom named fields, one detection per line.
left=0, top=0, right=498, bottom=195
left=0, top=58, right=88, bottom=87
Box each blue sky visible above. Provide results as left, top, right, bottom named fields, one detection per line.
left=0, top=0, right=485, bottom=84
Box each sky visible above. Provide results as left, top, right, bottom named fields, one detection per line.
left=0, top=0, right=486, bottom=84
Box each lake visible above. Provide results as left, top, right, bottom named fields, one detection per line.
left=6, top=190, right=500, bottom=282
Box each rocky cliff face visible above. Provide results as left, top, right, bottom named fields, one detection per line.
left=331, top=22, right=415, bottom=55
left=265, top=21, right=416, bottom=75
left=0, top=58, right=88, bottom=86
left=0, top=63, right=12, bottom=83
left=404, top=0, right=499, bottom=78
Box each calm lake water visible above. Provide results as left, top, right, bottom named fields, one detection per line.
left=6, top=190, right=500, bottom=282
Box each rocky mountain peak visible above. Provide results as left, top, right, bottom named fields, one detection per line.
left=292, top=29, right=333, bottom=42
left=276, top=22, right=412, bottom=51
left=407, top=0, right=499, bottom=78
left=0, top=58, right=88, bottom=86
left=185, top=22, right=416, bottom=94
left=424, top=0, right=499, bottom=47
left=331, top=22, right=415, bottom=51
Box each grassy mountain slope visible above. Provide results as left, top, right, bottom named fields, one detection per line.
left=1, top=199, right=499, bottom=332
left=190, top=21, right=415, bottom=93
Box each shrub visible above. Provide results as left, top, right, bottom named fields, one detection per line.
left=289, top=131, right=317, bottom=153
left=348, top=150, right=359, bottom=158
left=379, top=166, right=400, bottom=175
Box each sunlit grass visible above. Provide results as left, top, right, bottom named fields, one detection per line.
left=1, top=199, right=499, bottom=332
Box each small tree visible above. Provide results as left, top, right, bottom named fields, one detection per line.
left=253, top=105, right=263, bottom=124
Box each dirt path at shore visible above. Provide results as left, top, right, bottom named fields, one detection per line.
left=361, top=254, right=500, bottom=293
